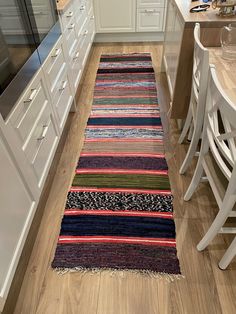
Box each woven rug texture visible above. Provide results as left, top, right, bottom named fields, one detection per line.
left=52, top=53, right=181, bottom=276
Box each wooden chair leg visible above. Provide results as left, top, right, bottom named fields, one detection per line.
left=219, top=236, right=236, bottom=270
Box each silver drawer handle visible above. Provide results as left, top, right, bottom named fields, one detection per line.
left=80, top=5, right=85, bottom=11
left=66, top=11, right=73, bottom=17
left=145, top=9, right=156, bottom=13
left=83, top=30, right=88, bottom=36
left=37, top=125, right=49, bottom=141
left=73, top=51, right=80, bottom=60
left=68, top=23, right=75, bottom=30
left=51, top=48, right=60, bottom=58
left=59, top=80, right=67, bottom=91
left=24, top=89, right=37, bottom=103
left=90, top=15, right=95, bottom=20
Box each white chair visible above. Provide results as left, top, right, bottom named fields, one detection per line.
left=179, top=23, right=209, bottom=175
left=184, top=65, right=236, bottom=269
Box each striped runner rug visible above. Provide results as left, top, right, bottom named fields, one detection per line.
left=52, top=53, right=181, bottom=276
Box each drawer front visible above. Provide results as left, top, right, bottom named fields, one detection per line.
left=137, top=0, right=165, bottom=7
left=64, top=19, right=78, bottom=57
left=137, top=8, right=164, bottom=32
left=61, top=1, right=76, bottom=29
left=33, top=117, right=58, bottom=187
left=55, top=73, right=73, bottom=129
left=85, top=0, right=93, bottom=14
left=70, top=40, right=83, bottom=91
left=74, top=2, right=87, bottom=36
left=79, top=24, right=90, bottom=67
left=43, top=37, right=67, bottom=98
left=8, top=71, right=49, bottom=146
left=24, top=104, right=58, bottom=187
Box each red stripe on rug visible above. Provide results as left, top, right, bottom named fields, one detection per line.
left=70, top=187, right=172, bottom=195
left=80, top=152, right=165, bottom=157
left=64, top=210, right=174, bottom=219
left=92, top=105, right=159, bottom=108
left=89, top=114, right=160, bottom=118
left=58, top=236, right=176, bottom=247
left=86, top=125, right=163, bottom=129
left=75, top=169, right=168, bottom=175
left=94, top=95, right=158, bottom=99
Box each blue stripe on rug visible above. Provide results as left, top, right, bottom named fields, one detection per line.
left=87, top=117, right=162, bottom=126
left=60, top=215, right=176, bottom=238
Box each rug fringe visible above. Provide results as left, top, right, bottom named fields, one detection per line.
left=52, top=267, right=184, bottom=282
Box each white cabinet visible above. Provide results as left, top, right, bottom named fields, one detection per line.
left=42, top=36, right=74, bottom=133
left=59, top=0, right=95, bottom=93
left=93, top=0, right=136, bottom=33
left=162, top=0, right=184, bottom=99
left=93, top=0, right=166, bottom=35
left=7, top=69, right=59, bottom=191
left=0, top=133, right=36, bottom=310
left=137, top=8, right=164, bottom=32
left=136, top=0, right=165, bottom=32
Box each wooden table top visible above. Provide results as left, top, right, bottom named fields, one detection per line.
left=174, top=0, right=236, bottom=26
left=56, top=0, right=72, bottom=13
left=208, top=47, right=236, bottom=104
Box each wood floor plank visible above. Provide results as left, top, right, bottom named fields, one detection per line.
left=12, top=43, right=236, bottom=314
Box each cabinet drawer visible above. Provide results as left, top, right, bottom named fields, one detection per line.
left=74, top=1, right=87, bottom=36
left=85, top=0, right=93, bottom=14
left=69, top=40, right=83, bottom=91
left=61, top=2, right=76, bottom=29
left=64, top=19, right=78, bottom=57
left=55, top=72, right=73, bottom=130
left=43, top=37, right=67, bottom=99
left=137, top=0, right=165, bottom=7
left=137, top=8, right=164, bottom=32
left=8, top=71, right=49, bottom=146
left=24, top=104, right=58, bottom=187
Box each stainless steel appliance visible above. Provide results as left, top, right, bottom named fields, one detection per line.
left=0, top=0, right=61, bottom=120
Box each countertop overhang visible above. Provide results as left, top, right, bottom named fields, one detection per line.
left=174, top=0, right=236, bottom=27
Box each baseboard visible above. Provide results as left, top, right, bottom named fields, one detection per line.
left=94, top=32, right=164, bottom=43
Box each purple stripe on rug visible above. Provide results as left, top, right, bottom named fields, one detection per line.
left=52, top=243, right=180, bottom=274
left=77, top=156, right=168, bottom=171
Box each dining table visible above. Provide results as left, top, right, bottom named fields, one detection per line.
left=208, top=47, right=236, bottom=104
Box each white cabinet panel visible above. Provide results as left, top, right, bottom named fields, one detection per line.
left=138, top=0, right=165, bottom=7
left=0, top=136, right=35, bottom=311
left=137, top=8, right=164, bottom=32
left=94, top=0, right=136, bottom=33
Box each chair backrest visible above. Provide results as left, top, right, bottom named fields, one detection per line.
left=205, top=65, right=236, bottom=184
left=192, top=23, right=209, bottom=112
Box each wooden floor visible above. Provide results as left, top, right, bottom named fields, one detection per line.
left=13, top=43, right=236, bottom=314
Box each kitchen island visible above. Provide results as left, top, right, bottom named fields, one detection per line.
left=162, top=0, right=236, bottom=119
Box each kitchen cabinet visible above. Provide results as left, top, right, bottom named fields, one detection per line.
left=0, top=123, right=36, bottom=310
left=94, top=0, right=136, bottom=33
left=162, top=0, right=184, bottom=98
left=93, top=0, right=167, bottom=41
left=0, top=1, right=95, bottom=311
left=6, top=68, right=60, bottom=192
left=137, top=0, right=166, bottom=32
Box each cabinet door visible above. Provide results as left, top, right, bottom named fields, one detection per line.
left=0, top=136, right=35, bottom=311
left=94, top=0, right=136, bottom=33
left=137, top=8, right=164, bottom=32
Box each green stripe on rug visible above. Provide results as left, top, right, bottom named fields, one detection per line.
left=72, top=174, right=171, bottom=190
left=94, top=98, right=158, bottom=105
